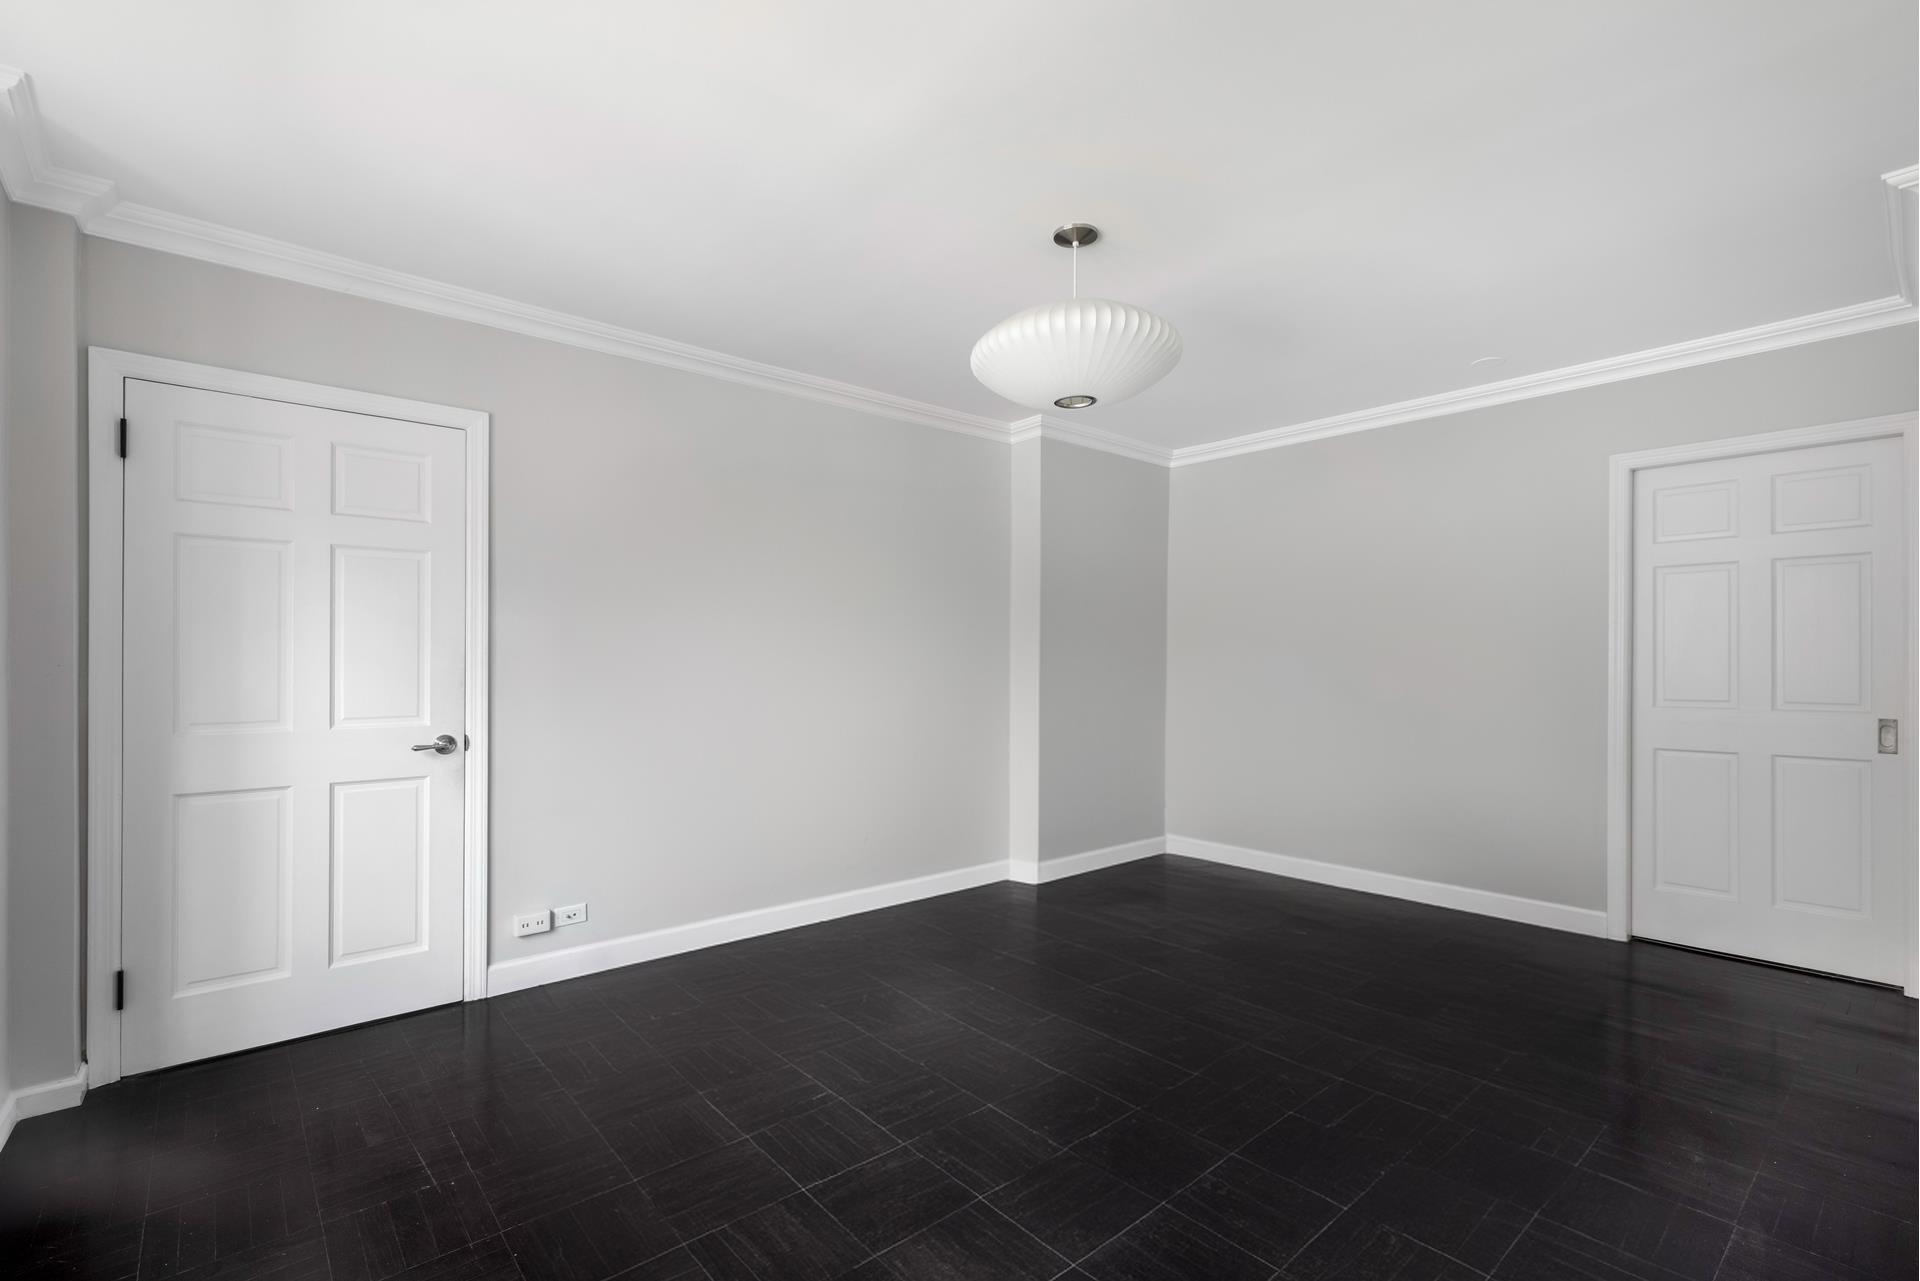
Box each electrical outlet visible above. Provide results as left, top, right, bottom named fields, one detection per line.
left=555, top=903, right=588, bottom=928
left=514, top=910, right=552, bottom=938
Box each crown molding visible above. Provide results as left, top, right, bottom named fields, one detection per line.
left=1009, top=415, right=1175, bottom=465
left=0, top=66, right=114, bottom=221
left=1, top=66, right=1911, bottom=469
left=1883, top=164, right=1918, bottom=306
left=1169, top=293, right=1918, bottom=467
left=0, top=67, right=1015, bottom=446
left=82, top=201, right=1020, bottom=442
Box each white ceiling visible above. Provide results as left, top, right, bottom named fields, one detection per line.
left=1, top=1, right=1913, bottom=450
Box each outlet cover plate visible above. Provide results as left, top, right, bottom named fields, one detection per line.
left=555, top=903, right=588, bottom=928
left=514, top=910, right=552, bottom=937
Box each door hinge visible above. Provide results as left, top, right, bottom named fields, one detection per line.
left=113, top=969, right=125, bottom=1011
left=116, top=417, right=128, bottom=459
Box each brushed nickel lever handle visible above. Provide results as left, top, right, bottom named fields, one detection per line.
left=412, top=734, right=458, bottom=755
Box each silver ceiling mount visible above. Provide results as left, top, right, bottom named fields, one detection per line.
left=1052, top=223, right=1100, bottom=248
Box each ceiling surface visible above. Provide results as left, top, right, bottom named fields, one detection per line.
left=1, top=1, right=1914, bottom=449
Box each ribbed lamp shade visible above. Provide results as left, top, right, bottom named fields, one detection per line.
left=970, top=297, right=1182, bottom=410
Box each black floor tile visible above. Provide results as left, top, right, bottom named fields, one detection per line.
left=381, top=1236, right=522, bottom=1281
left=463, top=1130, right=631, bottom=1232
left=1075, top=1205, right=1272, bottom=1281
left=164, top=1227, right=333, bottom=1281
left=909, top=1105, right=1058, bottom=1195
left=986, top=1151, right=1157, bottom=1263
left=1403, top=1123, right=1576, bottom=1214
left=686, top=1191, right=867, bottom=1281
left=700, top=1065, right=834, bottom=1134
left=889, top=1023, right=1062, bottom=1104
left=811, top=1147, right=975, bottom=1254
left=1342, top=1048, right=1484, bottom=1117
left=1446, top=1082, right=1601, bottom=1163
left=834, top=1070, right=983, bottom=1142
left=1537, top=1167, right=1732, bottom=1279
left=1142, top=1053, right=1331, bottom=1152
left=1341, top=1161, right=1531, bottom=1273
left=608, top=1246, right=712, bottom=1279
left=995, top=1075, right=1134, bottom=1148
left=1578, top=1130, right=1754, bottom=1220
left=1166, top=1156, right=1339, bottom=1269
left=638, top=1138, right=799, bottom=1239
left=1284, top=1209, right=1485, bottom=1280
left=308, top=1137, right=434, bottom=1224
left=1491, top=1217, right=1696, bottom=1280
left=658, top=1032, right=790, bottom=1092
left=1713, top=1226, right=1889, bottom=1281
left=1066, top=1111, right=1222, bottom=1201
left=1737, top=1171, right=1917, bottom=1278
left=597, top=1095, right=744, bottom=1181
left=2, top=856, right=1912, bottom=1281
left=1002, top=1020, right=1190, bottom=1107
left=750, top=1101, right=898, bottom=1186
left=500, top=1180, right=680, bottom=1281
left=1238, top=1102, right=1442, bottom=1208
left=871, top=1202, right=1067, bottom=1281
left=320, top=1175, right=498, bottom=1281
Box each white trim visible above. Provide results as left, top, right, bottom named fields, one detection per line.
left=1605, top=413, right=1919, bottom=987
left=488, top=860, right=1008, bottom=997
left=1008, top=837, right=1165, bottom=885
left=0, top=67, right=114, bottom=220
left=85, top=202, right=1019, bottom=445
left=86, top=349, right=493, bottom=1087
left=0, top=1064, right=89, bottom=1152
left=1171, top=297, right=1919, bottom=466
left=0, top=67, right=1009, bottom=449
left=1167, top=835, right=1609, bottom=937
left=1884, top=165, right=1919, bottom=306
left=3, top=69, right=1910, bottom=470
left=1010, top=415, right=1176, bottom=466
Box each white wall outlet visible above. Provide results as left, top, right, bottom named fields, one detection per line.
left=514, top=910, right=552, bottom=938
left=555, top=903, right=588, bottom=928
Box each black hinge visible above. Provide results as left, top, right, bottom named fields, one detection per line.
left=116, top=417, right=128, bottom=459
left=113, top=970, right=125, bottom=1011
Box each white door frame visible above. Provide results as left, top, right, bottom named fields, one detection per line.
left=1606, top=411, right=1919, bottom=993
left=85, top=348, right=492, bottom=1087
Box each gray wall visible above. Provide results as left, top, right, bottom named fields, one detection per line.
left=1008, top=439, right=1041, bottom=866
left=79, top=238, right=1012, bottom=986
left=1038, top=439, right=1168, bottom=859
left=0, top=190, right=13, bottom=1109
left=7, top=204, right=83, bottom=1094
left=1167, top=324, right=1919, bottom=911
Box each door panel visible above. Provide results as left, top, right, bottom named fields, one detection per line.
left=1631, top=436, right=1908, bottom=983
left=121, top=379, right=467, bottom=1073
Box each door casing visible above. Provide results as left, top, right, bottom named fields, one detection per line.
left=1606, top=411, right=1918, bottom=993
left=85, top=347, right=493, bottom=1086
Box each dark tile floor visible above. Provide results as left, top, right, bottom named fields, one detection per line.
left=3, top=855, right=1915, bottom=1280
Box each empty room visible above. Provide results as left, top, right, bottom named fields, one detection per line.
left=0, top=3, right=1915, bottom=1279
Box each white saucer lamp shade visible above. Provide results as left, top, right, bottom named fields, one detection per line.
left=970, top=297, right=1182, bottom=411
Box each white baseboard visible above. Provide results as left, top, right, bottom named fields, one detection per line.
left=1166, top=835, right=1609, bottom=938
left=1009, top=836, right=1165, bottom=885
left=487, top=860, right=1010, bottom=997
left=0, top=1063, right=88, bottom=1152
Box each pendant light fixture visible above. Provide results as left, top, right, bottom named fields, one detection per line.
left=970, top=224, right=1182, bottom=411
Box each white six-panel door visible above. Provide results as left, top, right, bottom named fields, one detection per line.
left=1631, top=436, right=1907, bottom=984
left=121, top=379, right=467, bottom=1072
